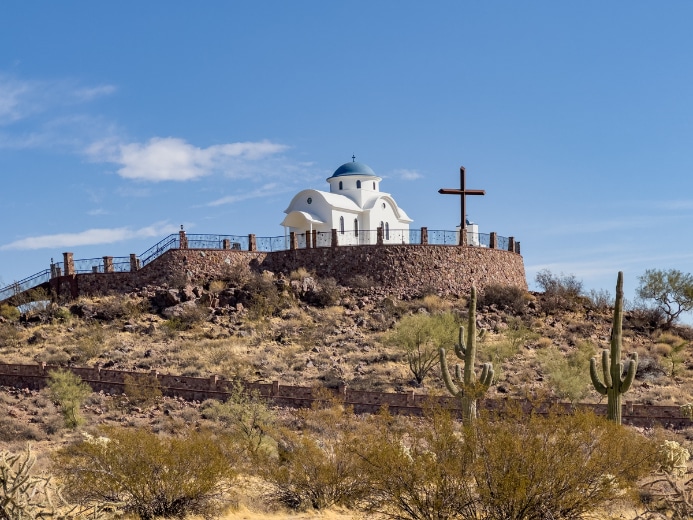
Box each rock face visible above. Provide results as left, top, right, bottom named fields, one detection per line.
left=50, top=244, right=527, bottom=301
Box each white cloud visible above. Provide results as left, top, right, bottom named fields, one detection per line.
left=206, top=183, right=284, bottom=207
left=393, top=168, right=423, bottom=180
left=87, top=137, right=289, bottom=182
left=0, top=222, right=180, bottom=250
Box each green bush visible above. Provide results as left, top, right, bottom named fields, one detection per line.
left=0, top=304, right=20, bottom=321
left=386, top=311, right=459, bottom=385
left=46, top=369, right=91, bottom=429
left=53, top=427, right=238, bottom=520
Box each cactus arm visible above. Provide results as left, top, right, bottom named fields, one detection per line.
left=454, top=326, right=466, bottom=358
left=439, top=348, right=461, bottom=396
left=590, top=357, right=608, bottom=395
left=480, top=363, right=494, bottom=388
left=620, top=353, right=638, bottom=393
left=600, top=350, right=611, bottom=388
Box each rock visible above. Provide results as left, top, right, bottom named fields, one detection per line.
left=162, top=300, right=200, bottom=319
left=152, top=289, right=181, bottom=310
left=180, top=285, right=196, bottom=302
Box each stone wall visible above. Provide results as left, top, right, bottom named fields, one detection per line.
left=0, top=363, right=688, bottom=428
left=49, top=244, right=527, bottom=300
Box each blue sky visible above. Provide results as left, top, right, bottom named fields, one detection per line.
left=1, top=2, right=693, bottom=316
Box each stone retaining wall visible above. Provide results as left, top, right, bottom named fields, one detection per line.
left=0, top=363, right=688, bottom=428
left=49, top=244, right=526, bottom=300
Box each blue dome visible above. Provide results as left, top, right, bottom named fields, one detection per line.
left=330, top=161, right=376, bottom=178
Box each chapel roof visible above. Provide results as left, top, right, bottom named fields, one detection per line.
left=329, top=161, right=376, bottom=178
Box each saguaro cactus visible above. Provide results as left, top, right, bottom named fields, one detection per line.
left=590, top=271, right=638, bottom=424
left=439, top=286, right=494, bottom=422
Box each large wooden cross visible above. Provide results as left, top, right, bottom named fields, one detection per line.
left=438, top=166, right=485, bottom=243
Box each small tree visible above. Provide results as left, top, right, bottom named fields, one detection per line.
left=53, top=427, right=237, bottom=520
left=637, top=268, right=693, bottom=328
left=46, top=369, right=91, bottom=429
left=387, top=311, right=459, bottom=385
left=535, top=269, right=583, bottom=313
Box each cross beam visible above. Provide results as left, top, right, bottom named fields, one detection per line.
left=438, top=166, right=485, bottom=242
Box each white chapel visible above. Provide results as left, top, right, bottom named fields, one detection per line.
left=281, top=159, right=413, bottom=245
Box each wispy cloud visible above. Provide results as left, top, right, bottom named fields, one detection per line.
left=87, top=137, right=289, bottom=182
left=0, top=74, right=116, bottom=126
left=206, top=183, right=285, bottom=207
left=0, top=222, right=179, bottom=250
left=392, top=168, right=423, bottom=180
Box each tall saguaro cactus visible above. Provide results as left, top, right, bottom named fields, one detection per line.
left=590, top=271, right=639, bottom=424
left=439, top=286, right=494, bottom=422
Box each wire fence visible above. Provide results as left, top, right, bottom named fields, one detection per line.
left=0, top=229, right=517, bottom=302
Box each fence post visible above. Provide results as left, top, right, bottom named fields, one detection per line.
left=290, top=232, right=297, bottom=250
left=490, top=232, right=497, bottom=249
left=508, top=236, right=515, bottom=252
left=129, top=254, right=139, bottom=272
left=312, top=230, right=317, bottom=248
left=516, top=241, right=521, bottom=255
left=248, top=234, right=256, bottom=251
left=420, top=227, right=428, bottom=245
left=377, top=226, right=383, bottom=245
left=179, top=229, right=188, bottom=249
left=63, top=253, right=74, bottom=276
left=331, top=228, right=338, bottom=248
left=305, top=231, right=311, bottom=249
left=271, top=380, right=279, bottom=397
left=222, top=239, right=230, bottom=250
left=103, top=256, right=114, bottom=273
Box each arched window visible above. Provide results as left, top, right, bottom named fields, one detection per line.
left=354, top=218, right=359, bottom=237
left=339, top=216, right=345, bottom=235
left=356, top=180, right=361, bottom=189
left=385, top=222, right=390, bottom=240
left=339, top=181, right=343, bottom=190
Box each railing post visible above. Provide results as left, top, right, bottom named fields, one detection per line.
left=508, top=236, right=515, bottom=252
left=331, top=228, right=338, bottom=248
left=103, top=256, right=114, bottom=273
left=50, top=259, right=57, bottom=279
left=490, top=232, right=497, bottom=249
left=179, top=229, right=188, bottom=249
left=248, top=234, right=256, bottom=251
left=290, top=232, right=297, bottom=250
left=129, top=254, right=139, bottom=272
left=421, top=227, right=428, bottom=245
left=312, top=230, right=317, bottom=248
left=376, top=226, right=383, bottom=245
left=305, top=231, right=311, bottom=249
left=222, top=239, right=230, bottom=250
left=63, top=253, right=74, bottom=276
left=516, top=241, right=521, bottom=254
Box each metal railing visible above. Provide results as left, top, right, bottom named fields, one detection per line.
left=0, top=228, right=517, bottom=303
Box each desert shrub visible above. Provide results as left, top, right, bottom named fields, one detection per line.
left=69, top=323, right=106, bottom=362
left=504, top=317, right=540, bottom=350
left=479, top=284, right=527, bottom=314
left=244, top=272, right=288, bottom=319
left=354, top=408, right=476, bottom=520
left=535, top=269, right=584, bottom=314
left=470, top=407, right=659, bottom=520
left=200, top=382, right=275, bottom=457
left=386, top=311, right=459, bottom=385
left=349, top=274, right=373, bottom=290
left=638, top=440, right=693, bottom=519
left=46, top=369, right=91, bottom=429
left=0, top=322, right=21, bottom=349
left=310, top=277, right=341, bottom=307
left=537, top=341, right=595, bottom=403
left=652, top=333, right=689, bottom=378
left=53, top=427, right=238, bottom=520
left=626, top=302, right=666, bottom=332
left=123, top=373, right=163, bottom=408
left=260, top=425, right=369, bottom=510
left=0, top=303, right=20, bottom=321
left=0, top=416, right=45, bottom=443
left=207, top=279, right=227, bottom=294
left=289, top=267, right=312, bottom=280
left=92, top=295, right=145, bottom=321
left=587, top=288, right=613, bottom=312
